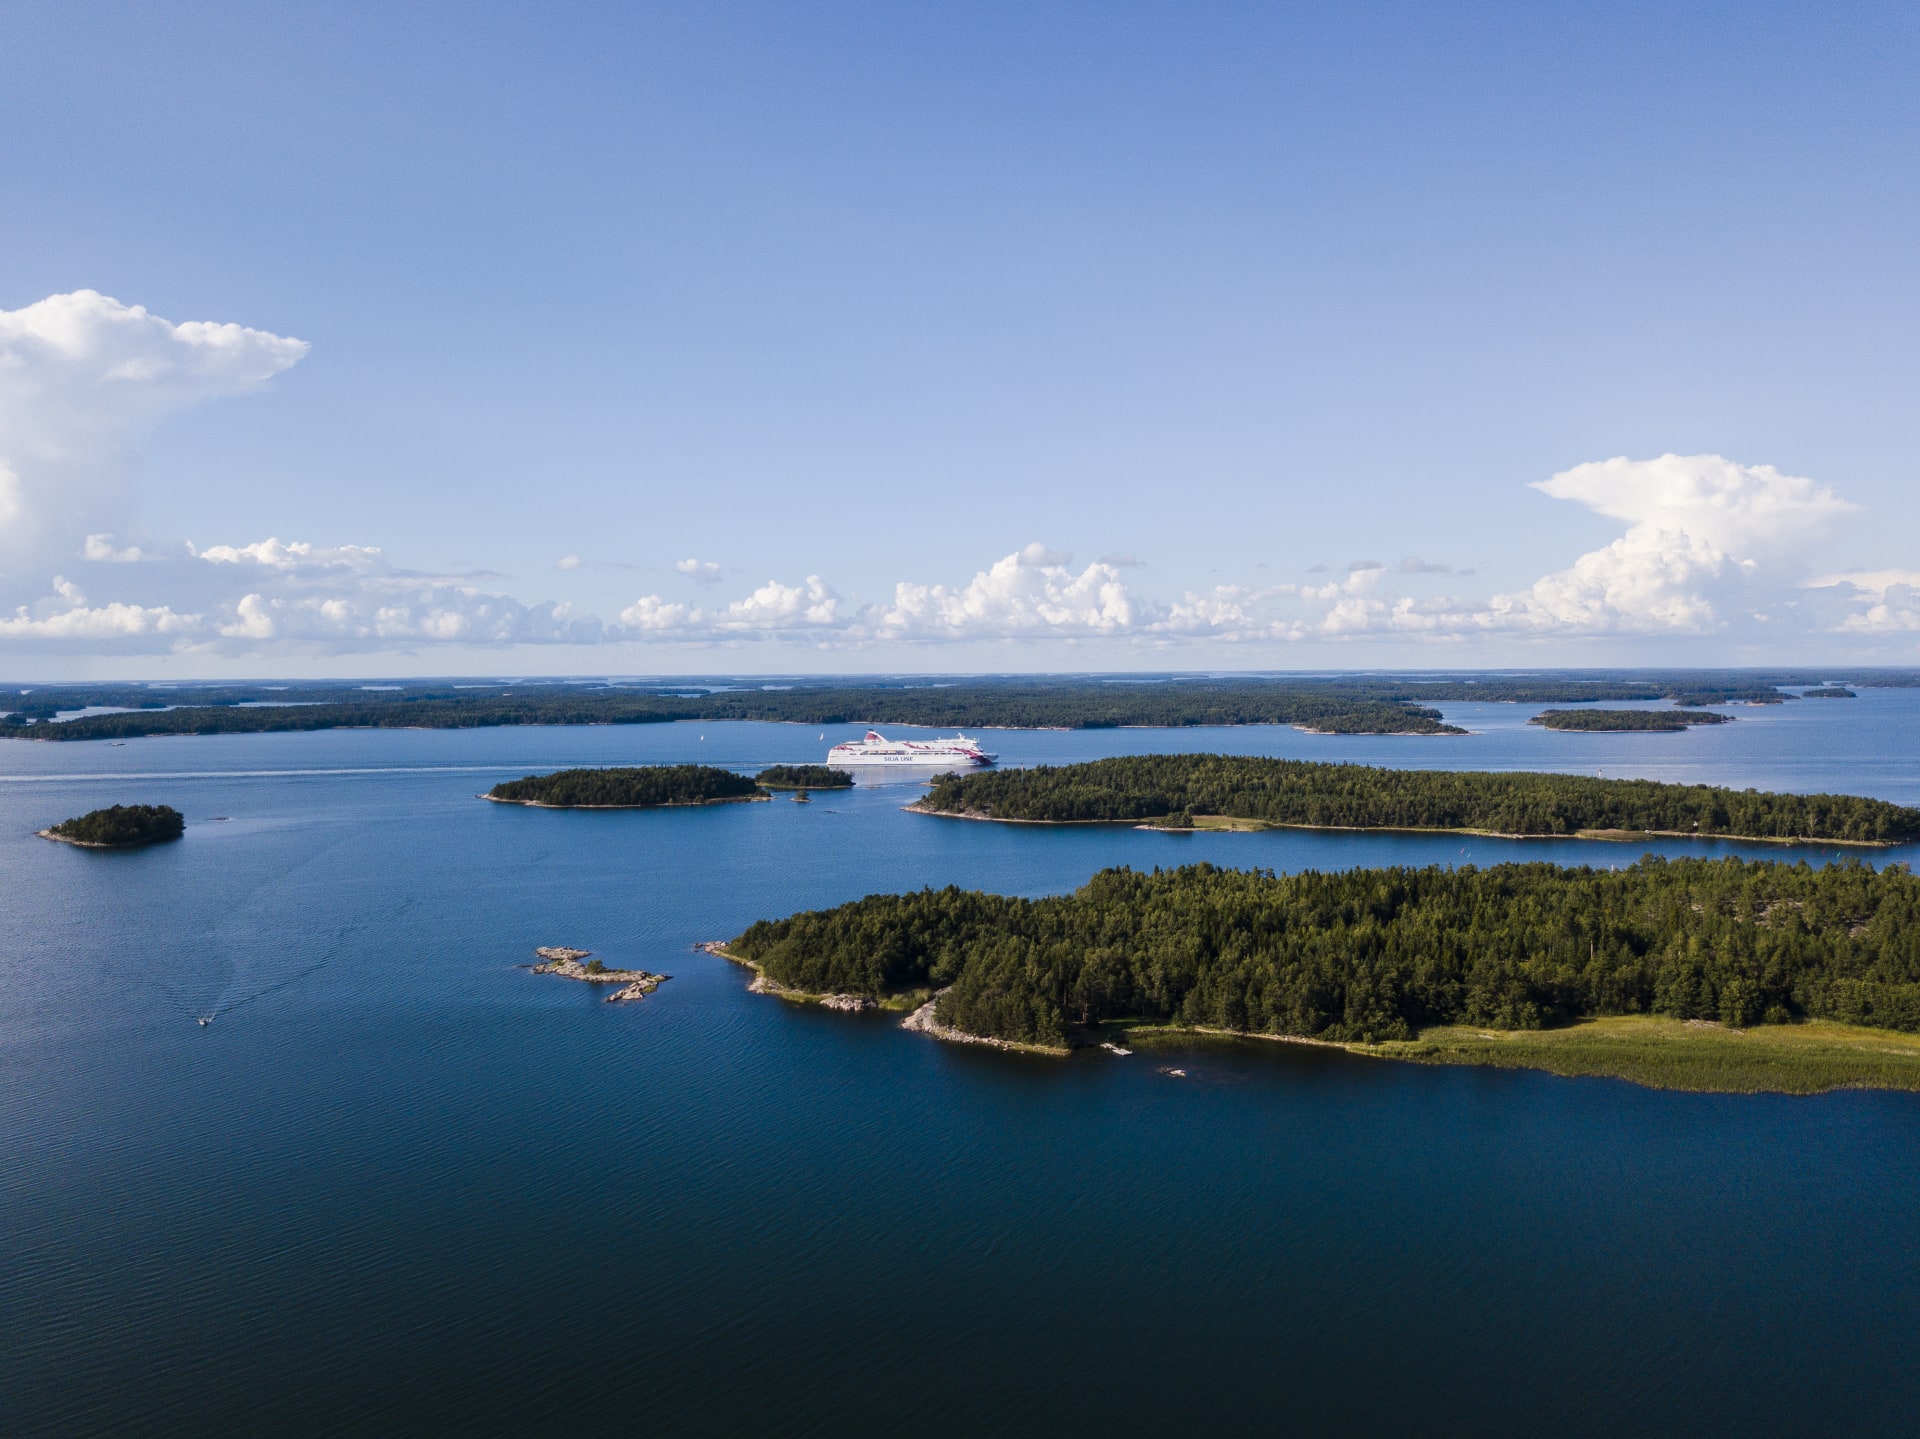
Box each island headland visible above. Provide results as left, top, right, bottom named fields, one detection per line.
left=39, top=803, right=185, bottom=849
left=722, top=856, right=1920, bottom=1092
left=907, top=755, right=1920, bottom=846
left=700, top=940, right=909, bottom=1014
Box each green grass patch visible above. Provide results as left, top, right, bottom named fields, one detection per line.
left=1364, top=1015, right=1920, bottom=1094
left=1103, top=1015, right=1920, bottom=1094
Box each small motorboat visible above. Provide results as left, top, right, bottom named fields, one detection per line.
left=197, top=1016, right=212, bottom=1027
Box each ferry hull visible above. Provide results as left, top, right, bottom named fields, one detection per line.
left=827, top=751, right=996, bottom=766
left=826, top=730, right=997, bottom=767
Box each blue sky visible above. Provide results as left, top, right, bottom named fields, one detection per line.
left=2, top=0, right=1916, bottom=675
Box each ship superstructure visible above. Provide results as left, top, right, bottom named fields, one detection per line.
left=826, top=730, right=998, bottom=766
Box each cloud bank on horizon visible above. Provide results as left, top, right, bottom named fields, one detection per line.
left=2, top=290, right=1913, bottom=660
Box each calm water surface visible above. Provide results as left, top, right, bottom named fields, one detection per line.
left=3, top=695, right=1919, bottom=1436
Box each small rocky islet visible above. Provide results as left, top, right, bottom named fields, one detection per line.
left=529, top=947, right=670, bottom=1002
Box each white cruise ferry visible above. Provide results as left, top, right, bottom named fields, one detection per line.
left=827, top=730, right=998, bottom=767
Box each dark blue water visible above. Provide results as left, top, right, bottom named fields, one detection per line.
left=4, top=696, right=1919, bottom=1436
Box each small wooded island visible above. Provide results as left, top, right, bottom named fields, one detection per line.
left=1530, top=708, right=1733, bottom=732
left=486, top=764, right=767, bottom=808
left=910, top=755, right=1920, bottom=845
left=1802, top=687, right=1857, bottom=698
left=755, top=764, right=854, bottom=790
left=725, top=857, right=1920, bottom=1091
left=39, top=803, right=185, bottom=848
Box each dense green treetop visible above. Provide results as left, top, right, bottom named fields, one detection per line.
left=47, top=804, right=184, bottom=846
left=1531, top=709, right=1733, bottom=731
left=731, top=857, right=1920, bottom=1047
left=756, top=764, right=854, bottom=789
left=1801, top=687, right=1857, bottom=698
left=487, top=765, right=762, bottom=807
left=915, top=754, right=1920, bottom=843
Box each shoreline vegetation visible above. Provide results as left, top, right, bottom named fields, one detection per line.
left=700, top=941, right=926, bottom=1015
left=755, top=764, right=853, bottom=790
left=910, top=755, right=1920, bottom=846
left=1150, top=816, right=1897, bottom=848
left=1122, top=1015, right=1920, bottom=1093
left=724, top=857, right=1920, bottom=1092
left=1531, top=708, right=1734, bottom=732
left=9, top=670, right=1908, bottom=744
left=39, top=803, right=185, bottom=848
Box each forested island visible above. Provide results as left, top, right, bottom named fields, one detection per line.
left=1530, top=709, right=1734, bottom=732
left=755, top=764, right=854, bottom=789
left=12, top=669, right=1914, bottom=744
left=1802, top=687, right=1857, bottom=698
left=1, top=680, right=1464, bottom=739
left=912, top=755, right=1920, bottom=844
left=486, top=765, right=765, bottom=808
left=40, top=804, right=185, bottom=848
left=726, top=857, right=1920, bottom=1089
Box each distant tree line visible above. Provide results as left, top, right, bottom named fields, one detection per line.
left=2, top=684, right=1463, bottom=739
left=917, top=754, right=1920, bottom=843
left=5, top=671, right=1914, bottom=742
left=756, top=765, right=853, bottom=789
left=1801, top=688, right=1857, bottom=699
left=47, top=804, right=184, bottom=846
left=1531, top=709, right=1733, bottom=731
left=730, top=857, right=1920, bottom=1047
left=487, top=765, right=763, bottom=807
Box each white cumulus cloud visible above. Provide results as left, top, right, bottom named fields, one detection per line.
left=1532, top=453, right=1856, bottom=554
left=0, top=576, right=199, bottom=642
left=675, top=558, right=725, bottom=586
left=0, top=290, right=307, bottom=570
left=1487, top=454, right=1853, bottom=635
left=1802, top=569, right=1920, bottom=635
left=83, top=533, right=148, bottom=563
left=196, top=537, right=386, bottom=573
left=875, top=544, right=1134, bottom=641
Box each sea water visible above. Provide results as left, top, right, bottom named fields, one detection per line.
left=2, top=694, right=1917, bottom=1435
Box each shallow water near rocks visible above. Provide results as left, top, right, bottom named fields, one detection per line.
left=3, top=695, right=1919, bottom=1436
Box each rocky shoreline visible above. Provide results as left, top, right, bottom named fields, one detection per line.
left=705, top=941, right=1065, bottom=1049
left=908, top=805, right=1894, bottom=848
left=530, top=947, right=670, bottom=1002
left=700, top=941, right=877, bottom=1011
left=36, top=829, right=165, bottom=849
left=900, top=991, right=1068, bottom=1056
left=484, top=794, right=768, bottom=809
